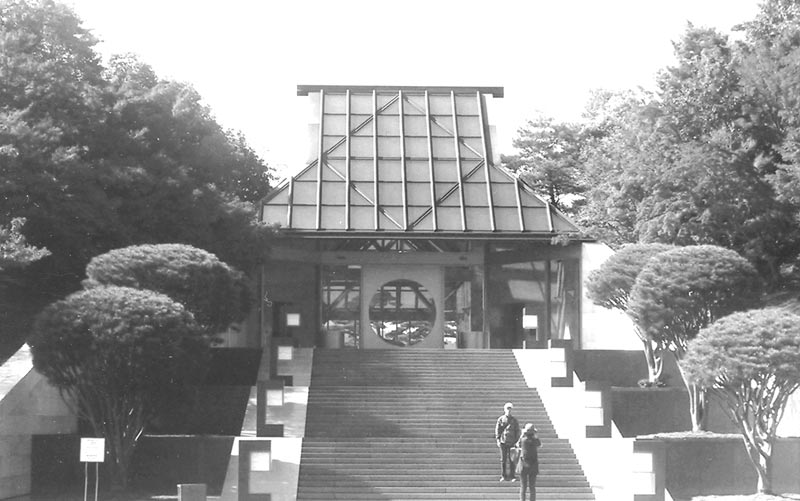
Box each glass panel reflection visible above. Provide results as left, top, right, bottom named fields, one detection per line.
left=370, top=280, right=435, bottom=346
left=321, top=265, right=361, bottom=348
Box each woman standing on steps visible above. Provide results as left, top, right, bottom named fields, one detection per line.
left=495, top=402, right=521, bottom=481
left=517, top=423, right=542, bottom=501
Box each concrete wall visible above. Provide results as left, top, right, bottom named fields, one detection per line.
left=580, top=242, right=640, bottom=350
left=0, top=344, right=77, bottom=499
left=663, top=437, right=800, bottom=499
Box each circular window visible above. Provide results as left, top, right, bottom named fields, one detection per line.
left=369, top=279, right=436, bottom=347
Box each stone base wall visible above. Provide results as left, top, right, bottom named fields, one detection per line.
left=0, top=345, right=77, bottom=500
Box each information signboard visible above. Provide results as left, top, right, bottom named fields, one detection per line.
left=79, top=438, right=105, bottom=463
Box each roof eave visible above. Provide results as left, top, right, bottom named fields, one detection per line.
left=297, top=84, right=504, bottom=97
left=270, top=229, right=591, bottom=241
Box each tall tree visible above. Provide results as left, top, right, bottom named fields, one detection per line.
left=655, top=25, right=744, bottom=142
left=31, top=243, right=249, bottom=489
left=576, top=22, right=800, bottom=286
left=30, top=286, right=206, bottom=489
left=585, top=243, right=675, bottom=385
left=628, top=245, right=762, bottom=431
left=503, top=115, right=585, bottom=212
left=737, top=0, right=800, bottom=263
left=0, top=0, right=274, bottom=352
left=576, top=89, right=661, bottom=247
left=634, top=139, right=798, bottom=284
left=682, top=308, right=800, bottom=494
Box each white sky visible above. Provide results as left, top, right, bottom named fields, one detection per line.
left=66, top=0, right=762, bottom=177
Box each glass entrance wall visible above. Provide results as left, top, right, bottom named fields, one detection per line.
left=444, top=266, right=484, bottom=348
left=487, top=256, right=580, bottom=348
left=315, top=240, right=581, bottom=349
left=321, top=265, right=361, bottom=348
left=550, top=259, right=581, bottom=343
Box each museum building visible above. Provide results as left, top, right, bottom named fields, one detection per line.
left=258, top=85, right=607, bottom=352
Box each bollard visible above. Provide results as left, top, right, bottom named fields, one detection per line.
left=177, top=483, right=207, bottom=501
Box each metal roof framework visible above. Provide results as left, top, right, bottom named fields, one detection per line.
left=261, top=85, right=582, bottom=238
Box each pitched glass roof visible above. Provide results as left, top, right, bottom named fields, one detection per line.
left=261, top=85, right=582, bottom=237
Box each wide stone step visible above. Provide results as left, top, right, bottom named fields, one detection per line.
left=298, top=349, right=594, bottom=501
left=297, top=488, right=595, bottom=500
left=300, top=441, right=573, bottom=448
left=300, top=454, right=580, bottom=461
left=298, top=482, right=590, bottom=490
left=298, top=483, right=591, bottom=491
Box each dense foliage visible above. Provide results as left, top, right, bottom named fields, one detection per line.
left=30, top=285, right=207, bottom=488
left=84, top=244, right=251, bottom=334
left=502, top=115, right=586, bottom=213
left=505, top=0, right=800, bottom=290
left=0, top=218, right=49, bottom=271
left=629, top=245, right=763, bottom=430
left=585, top=243, right=675, bottom=384
left=682, top=308, right=800, bottom=494
left=0, top=0, right=274, bottom=352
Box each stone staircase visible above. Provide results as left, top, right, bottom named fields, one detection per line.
left=297, top=349, right=595, bottom=500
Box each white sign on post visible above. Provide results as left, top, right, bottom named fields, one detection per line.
left=80, top=438, right=106, bottom=463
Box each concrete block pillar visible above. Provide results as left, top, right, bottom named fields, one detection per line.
left=632, top=439, right=666, bottom=501
left=584, top=380, right=612, bottom=438
left=256, top=380, right=285, bottom=437
left=177, top=483, right=206, bottom=501
left=238, top=440, right=273, bottom=501
left=549, top=339, right=574, bottom=387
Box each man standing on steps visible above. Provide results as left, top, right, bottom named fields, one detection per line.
left=495, top=402, right=521, bottom=481
left=518, top=423, right=542, bottom=501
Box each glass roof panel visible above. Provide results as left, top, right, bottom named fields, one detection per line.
left=351, top=159, right=374, bottom=181
left=351, top=115, right=373, bottom=135
left=495, top=208, right=522, bottom=231
left=454, top=94, right=479, bottom=114
left=406, top=160, right=431, bottom=182
left=378, top=183, right=403, bottom=205
left=351, top=206, right=374, bottom=228
left=262, top=85, right=584, bottom=236
left=403, top=94, right=426, bottom=114
left=436, top=207, right=461, bottom=231
left=321, top=181, right=345, bottom=204
left=350, top=183, right=374, bottom=204
left=323, top=93, right=347, bottom=113
left=465, top=207, right=491, bottom=231
left=407, top=182, right=432, bottom=206
left=378, top=160, right=402, bottom=181
left=292, top=206, right=316, bottom=229
left=429, top=94, right=452, bottom=114
left=350, top=93, right=373, bottom=114
left=522, top=207, right=549, bottom=232
left=263, top=205, right=287, bottom=227
left=321, top=207, right=345, bottom=230
left=463, top=182, right=489, bottom=207
left=408, top=207, right=433, bottom=230
left=376, top=93, right=396, bottom=108
left=293, top=181, right=317, bottom=204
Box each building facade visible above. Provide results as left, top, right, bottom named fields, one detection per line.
left=259, top=85, right=591, bottom=351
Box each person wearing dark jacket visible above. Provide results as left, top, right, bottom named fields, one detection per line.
left=517, top=423, right=542, bottom=501
left=495, top=402, right=521, bottom=481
